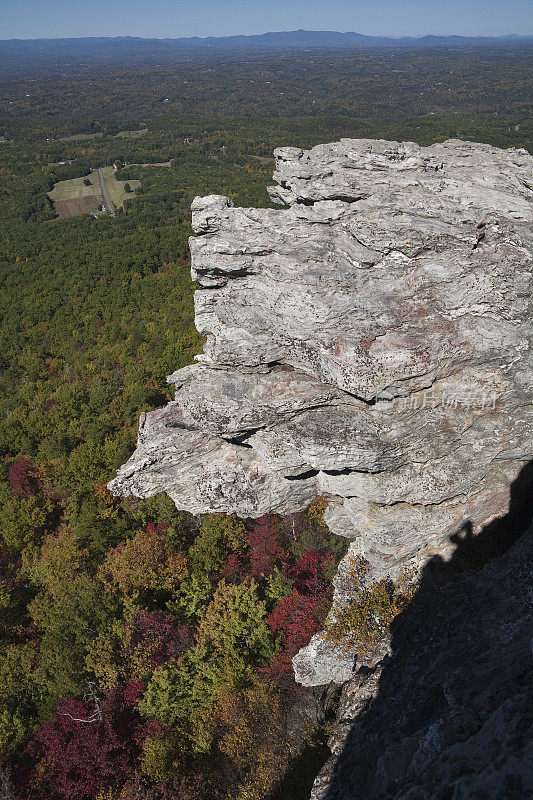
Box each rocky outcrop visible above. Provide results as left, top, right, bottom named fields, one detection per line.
left=310, top=514, right=533, bottom=800
left=109, top=138, right=533, bottom=686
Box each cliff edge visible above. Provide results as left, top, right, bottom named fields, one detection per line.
left=109, top=138, right=533, bottom=687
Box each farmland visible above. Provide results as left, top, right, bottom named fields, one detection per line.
left=99, top=165, right=141, bottom=209
left=58, top=131, right=103, bottom=142
left=47, top=166, right=140, bottom=217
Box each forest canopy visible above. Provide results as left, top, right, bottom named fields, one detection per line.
left=0, top=39, right=531, bottom=799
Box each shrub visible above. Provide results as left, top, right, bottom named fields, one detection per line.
left=322, top=555, right=416, bottom=659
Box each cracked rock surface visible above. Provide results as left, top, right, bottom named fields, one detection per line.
left=109, top=138, right=533, bottom=685
left=310, top=524, right=533, bottom=800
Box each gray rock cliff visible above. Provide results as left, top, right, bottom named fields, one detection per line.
left=109, top=137, right=533, bottom=687
left=311, top=515, right=533, bottom=800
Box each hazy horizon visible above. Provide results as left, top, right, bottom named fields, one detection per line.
left=2, top=0, right=532, bottom=40
left=2, top=29, right=532, bottom=42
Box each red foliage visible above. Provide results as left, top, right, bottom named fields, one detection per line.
left=266, top=589, right=324, bottom=676
left=286, top=551, right=330, bottom=596
left=145, top=522, right=169, bottom=534
left=246, top=515, right=284, bottom=579
left=15, top=682, right=145, bottom=800
left=130, top=611, right=194, bottom=666
left=264, top=549, right=332, bottom=676
left=8, top=457, right=39, bottom=498
left=220, top=551, right=247, bottom=582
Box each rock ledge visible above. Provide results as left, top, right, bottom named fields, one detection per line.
left=109, top=138, right=533, bottom=686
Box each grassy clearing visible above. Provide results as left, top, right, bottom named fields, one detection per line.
left=58, top=132, right=104, bottom=142
left=48, top=168, right=141, bottom=217
left=126, top=160, right=172, bottom=168
left=115, top=128, right=149, bottom=138
left=48, top=171, right=101, bottom=202
left=48, top=171, right=103, bottom=217
left=100, top=166, right=141, bottom=209
left=57, top=129, right=148, bottom=142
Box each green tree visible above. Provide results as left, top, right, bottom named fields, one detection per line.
left=140, top=580, right=273, bottom=752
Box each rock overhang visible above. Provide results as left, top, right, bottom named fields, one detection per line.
left=109, top=137, right=533, bottom=684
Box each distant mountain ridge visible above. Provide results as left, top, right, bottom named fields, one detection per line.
left=2, top=29, right=530, bottom=72
left=2, top=29, right=532, bottom=52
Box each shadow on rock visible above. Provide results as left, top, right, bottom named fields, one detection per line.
left=314, top=460, right=533, bottom=800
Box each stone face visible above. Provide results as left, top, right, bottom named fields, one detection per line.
left=109, top=137, right=533, bottom=685
left=166, top=363, right=343, bottom=437
left=310, top=526, right=533, bottom=800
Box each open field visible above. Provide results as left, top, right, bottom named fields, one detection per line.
left=57, top=129, right=148, bottom=143
left=48, top=171, right=103, bottom=217
left=99, top=166, right=141, bottom=209
left=115, top=128, right=149, bottom=138
left=48, top=168, right=140, bottom=218
left=126, top=160, right=172, bottom=167
left=249, top=154, right=275, bottom=165
left=48, top=171, right=100, bottom=201
left=53, top=196, right=102, bottom=217
left=58, top=132, right=104, bottom=142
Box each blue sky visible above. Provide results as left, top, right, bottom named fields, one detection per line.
left=1, top=0, right=532, bottom=40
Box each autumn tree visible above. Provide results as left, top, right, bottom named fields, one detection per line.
left=139, top=580, right=273, bottom=752
left=16, top=683, right=145, bottom=800
left=99, top=525, right=188, bottom=609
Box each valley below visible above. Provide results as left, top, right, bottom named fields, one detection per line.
left=0, top=33, right=531, bottom=800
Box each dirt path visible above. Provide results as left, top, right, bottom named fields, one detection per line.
left=97, top=167, right=115, bottom=214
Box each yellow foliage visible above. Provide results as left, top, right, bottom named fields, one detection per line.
left=219, top=678, right=291, bottom=800
left=87, top=607, right=187, bottom=693
left=0, top=493, right=54, bottom=553
left=24, top=526, right=86, bottom=598
left=140, top=734, right=177, bottom=782
left=323, top=556, right=416, bottom=659
left=306, top=496, right=328, bottom=527
left=93, top=480, right=119, bottom=518
left=98, top=527, right=188, bottom=601
left=196, top=579, right=270, bottom=659
left=94, top=789, right=133, bottom=800
left=85, top=620, right=125, bottom=692
left=95, top=791, right=116, bottom=800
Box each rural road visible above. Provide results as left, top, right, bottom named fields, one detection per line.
left=97, top=167, right=115, bottom=214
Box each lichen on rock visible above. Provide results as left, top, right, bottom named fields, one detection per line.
left=109, top=137, right=533, bottom=686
